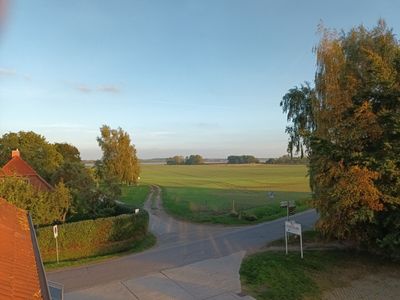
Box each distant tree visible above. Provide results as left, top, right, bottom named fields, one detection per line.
left=97, top=125, right=140, bottom=185
left=227, top=155, right=259, bottom=164
left=54, top=143, right=81, bottom=163
left=185, top=155, right=204, bottom=165
left=0, top=131, right=63, bottom=181
left=265, top=155, right=308, bottom=165
left=166, top=156, right=185, bottom=165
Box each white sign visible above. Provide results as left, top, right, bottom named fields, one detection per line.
left=285, top=220, right=304, bottom=259
left=53, top=225, right=58, bottom=238
left=285, top=221, right=301, bottom=235
left=135, top=208, right=140, bottom=214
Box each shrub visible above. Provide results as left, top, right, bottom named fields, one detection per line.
left=242, top=212, right=258, bottom=222
left=36, top=211, right=148, bottom=263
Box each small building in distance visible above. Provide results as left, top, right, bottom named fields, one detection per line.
left=0, top=197, right=63, bottom=299
left=0, top=149, right=53, bottom=191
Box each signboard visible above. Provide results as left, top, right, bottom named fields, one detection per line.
left=285, top=221, right=301, bottom=235
left=285, top=220, right=304, bottom=259
left=53, top=225, right=59, bottom=263
left=53, top=225, right=58, bottom=238
left=134, top=208, right=140, bottom=214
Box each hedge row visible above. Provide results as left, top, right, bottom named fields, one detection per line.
left=36, top=211, right=149, bottom=263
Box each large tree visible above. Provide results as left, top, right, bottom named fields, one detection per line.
left=97, top=125, right=140, bottom=185
left=0, top=131, right=63, bottom=181
left=281, top=20, right=400, bottom=258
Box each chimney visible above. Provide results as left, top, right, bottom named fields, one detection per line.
left=12, top=149, right=20, bottom=158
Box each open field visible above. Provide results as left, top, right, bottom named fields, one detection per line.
left=139, top=164, right=311, bottom=224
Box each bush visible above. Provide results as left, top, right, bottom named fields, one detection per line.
left=36, top=211, right=149, bottom=263
left=242, top=212, right=258, bottom=221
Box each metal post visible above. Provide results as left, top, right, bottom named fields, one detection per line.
left=286, top=200, right=289, bottom=220
left=55, top=237, right=59, bottom=263
left=285, top=226, right=288, bottom=255
left=300, top=231, right=303, bottom=259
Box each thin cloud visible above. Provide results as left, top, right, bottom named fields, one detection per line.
left=0, top=68, right=16, bottom=76
left=0, top=67, right=31, bottom=80
left=97, top=85, right=120, bottom=93
left=76, top=84, right=93, bottom=93
left=74, top=83, right=120, bottom=94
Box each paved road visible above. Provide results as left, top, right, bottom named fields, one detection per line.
left=47, top=186, right=318, bottom=293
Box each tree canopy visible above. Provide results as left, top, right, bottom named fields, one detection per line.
left=0, top=131, right=63, bottom=181
left=0, top=176, right=72, bottom=225
left=185, top=155, right=204, bottom=165
left=227, top=155, right=259, bottom=164
left=281, top=20, right=400, bottom=259
left=97, top=125, right=140, bottom=185
left=166, top=155, right=185, bottom=165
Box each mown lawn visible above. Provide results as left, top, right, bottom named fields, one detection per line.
left=140, top=164, right=311, bottom=224
left=120, top=184, right=150, bottom=208
left=240, top=249, right=400, bottom=300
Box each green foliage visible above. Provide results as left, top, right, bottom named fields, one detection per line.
left=0, top=131, right=63, bottom=181
left=281, top=20, right=400, bottom=259
left=37, top=211, right=149, bottom=263
left=0, top=176, right=71, bottom=225
left=184, top=154, right=204, bottom=165
left=97, top=125, right=140, bottom=185
left=265, top=155, right=309, bottom=165
left=54, top=143, right=81, bottom=163
left=227, top=155, right=259, bottom=164
left=166, top=155, right=185, bottom=165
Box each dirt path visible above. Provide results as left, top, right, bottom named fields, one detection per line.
left=144, top=185, right=234, bottom=246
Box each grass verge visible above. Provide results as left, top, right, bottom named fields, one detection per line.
left=120, top=184, right=150, bottom=208
left=240, top=249, right=400, bottom=300
left=44, top=232, right=156, bottom=271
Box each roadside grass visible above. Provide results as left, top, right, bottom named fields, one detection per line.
left=120, top=184, right=150, bottom=208
left=240, top=248, right=400, bottom=300
left=44, top=232, right=156, bottom=271
left=140, top=164, right=311, bottom=224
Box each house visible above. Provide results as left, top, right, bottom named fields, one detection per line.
left=0, top=149, right=53, bottom=191
left=0, top=197, right=63, bottom=299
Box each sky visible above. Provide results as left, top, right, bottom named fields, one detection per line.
left=0, top=0, right=399, bottom=159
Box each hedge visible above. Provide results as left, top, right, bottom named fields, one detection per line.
left=36, top=211, right=149, bottom=263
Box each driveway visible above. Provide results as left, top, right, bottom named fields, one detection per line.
left=47, top=186, right=318, bottom=299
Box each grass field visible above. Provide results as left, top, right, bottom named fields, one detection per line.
left=139, top=164, right=311, bottom=224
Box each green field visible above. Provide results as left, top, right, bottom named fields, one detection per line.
left=139, top=164, right=311, bottom=224
left=120, top=185, right=150, bottom=208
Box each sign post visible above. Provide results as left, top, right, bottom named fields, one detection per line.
left=285, top=220, right=303, bottom=259
left=53, top=225, right=59, bottom=263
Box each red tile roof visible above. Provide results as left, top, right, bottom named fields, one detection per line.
left=1, top=153, right=53, bottom=192
left=0, top=197, right=50, bottom=299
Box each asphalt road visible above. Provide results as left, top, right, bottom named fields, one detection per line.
left=47, top=186, right=318, bottom=292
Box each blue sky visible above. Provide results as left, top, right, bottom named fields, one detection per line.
left=1, top=0, right=399, bottom=159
